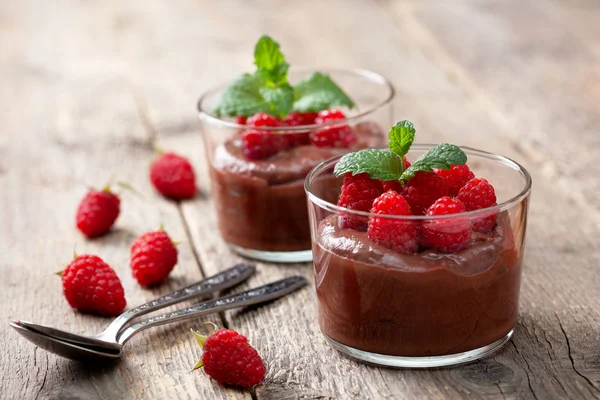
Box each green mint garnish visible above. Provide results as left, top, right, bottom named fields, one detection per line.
left=292, top=72, right=355, bottom=113
left=334, top=120, right=467, bottom=181
left=400, top=143, right=466, bottom=180
left=213, top=35, right=354, bottom=118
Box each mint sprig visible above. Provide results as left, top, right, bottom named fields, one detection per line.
left=334, top=120, right=467, bottom=181
left=213, top=35, right=354, bottom=118
left=293, top=72, right=355, bottom=113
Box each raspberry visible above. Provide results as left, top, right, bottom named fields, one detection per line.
left=246, top=112, right=280, bottom=127
left=150, top=152, right=197, bottom=199
left=130, top=230, right=178, bottom=286
left=282, top=111, right=318, bottom=147
left=242, top=130, right=290, bottom=160
left=309, top=109, right=356, bottom=148
left=382, top=180, right=404, bottom=193
left=337, top=173, right=384, bottom=230
left=76, top=188, right=120, bottom=238
left=194, top=328, right=266, bottom=389
left=235, top=116, right=247, bottom=125
left=457, top=178, right=498, bottom=232
left=282, top=111, right=318, bottom=126
left=421, top=196, right=471, bottom=253
left=367, top=191, right=419, bottom=254
left=61, top=255, right=126, bottom=315
left=401, top=171, right=449, bottom=215
left=434, top=164, right=475, bottom=197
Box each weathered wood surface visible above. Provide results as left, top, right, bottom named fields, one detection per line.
left=1, top=0, right=599, bottom=399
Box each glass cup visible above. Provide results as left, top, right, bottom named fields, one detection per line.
left=305, top=145, right=532, bottom=367
left=198, top=68, right=394, bottom=263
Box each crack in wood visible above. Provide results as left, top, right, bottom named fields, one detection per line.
left=33, top=348, right=48, bottom=400
left=510, top=341, right=540, bottom=400
left=555, top=312, right=600, bottom=395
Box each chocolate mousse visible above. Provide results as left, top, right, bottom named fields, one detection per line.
left=210, top=122, right=385, bottom=252
left=313, top=212, right=522, bottom=356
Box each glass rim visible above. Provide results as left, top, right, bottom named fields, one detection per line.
left=196, top=67, right=395, bottom=133
left=304, top=144, right=532, bottom=221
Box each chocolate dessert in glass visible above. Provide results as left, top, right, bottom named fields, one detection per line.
left=198, top=36, right=393, bottom=262
left=305, top=121, right=531, bottom=367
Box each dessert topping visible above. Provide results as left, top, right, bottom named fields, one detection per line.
left=457, top=177, right=498, bottom=232
left=309, top=109, right=356, bottom=148
left=434, top=164, right=475, bottom=197
left=337, top=173, right=384, bottom=230
left=421, top=196, right=472, bottom=253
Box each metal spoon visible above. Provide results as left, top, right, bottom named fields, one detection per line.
left=10, top=275, right=307, bottom=361
left=10, top=263, right=255, bottom=353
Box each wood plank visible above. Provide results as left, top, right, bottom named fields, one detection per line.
left=143, top=0, right=600, bottom=398
left=0, top=1, right=248, bottom=399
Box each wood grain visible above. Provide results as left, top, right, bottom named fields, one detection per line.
left=2, top=0, right=600, bottom=399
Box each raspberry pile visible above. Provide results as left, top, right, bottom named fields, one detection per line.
left=337, top=164, right=498, bottom=254
left=237, top=109, right=355, bottom=160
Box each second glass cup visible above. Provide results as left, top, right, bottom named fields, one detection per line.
left=198, top=68, right=394, bottom=262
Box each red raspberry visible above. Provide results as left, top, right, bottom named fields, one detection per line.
left=61, top=255, right=126, bottom=315
left=235, top=116, right=247, bottom=125
left=381, top=159, right=410, bottom=192
left=130, top=230, right=178, bottom=286
left=282, top=111, right=318, bottom=126
left=434, top=164, right=475, bottom=197
left=421, top=196, right=471, bottom=253
left=194, top=328, right=266, bottom=389
left=309, top=109, right=356, bottom=148
left=337, top=173, right=384, bottom=230
left=76, top=188, right=120, bottom=238
left=367, top=191, right=419, bottom=254
left=246, top=112, right=280, bottom=127
left=401, top=171, right=449, bottom=215
left=282, top=111, right=318, bottom=147
left=242, top=130, right=290, bottom=160
left=150, top=152, right=197, bottom=199
left=457, top=178, right=498, bottom=232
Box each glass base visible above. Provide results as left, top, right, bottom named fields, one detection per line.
left=324, top=329, right=514, bottom=368
left=228, top=244, right=313, bottom=263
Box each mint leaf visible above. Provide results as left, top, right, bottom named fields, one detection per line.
left=254, top=35, right=289, bottom=85
left=259, top=84, right=294, bottom=117
left=400, top=143, right=467, bottom=181
left=293, top=72, right=355, bottom=113
left=388, top=121, right=415, bottom=159
left=212, top=73, right=271, bottom=117
left=334, top=149, right=403, bottom=182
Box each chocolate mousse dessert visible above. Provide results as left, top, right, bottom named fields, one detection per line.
left=200, top=35, right=390, bottom=257
left=308, top=120, right=528, bottom=362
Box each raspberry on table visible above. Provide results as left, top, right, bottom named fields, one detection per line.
left=434, top=164, right=475, bottom=197
left=457, top=178, right=498, bottom=232
left=130, top=229, right=178, bottom=286
left=421, top=196, right=471, bottom=253
left=337, top=173, right=384, bottom=230
left=309, top=109, right=356, bottom=148
left=150, top=152, right=197, bottom=200
left=76, top=188, right=120, bottom=238
left=61, top=254, right=126, bottom=315
left=193, top=327, right=266, bottom=389
left=401, top=171, right=449, bottom=215
left=367, top=191, right=419, bottom=254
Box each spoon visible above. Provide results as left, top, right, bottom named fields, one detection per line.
left=10, top=275, right=307, bottom=361
left=10, top=263, right=255, bottom=353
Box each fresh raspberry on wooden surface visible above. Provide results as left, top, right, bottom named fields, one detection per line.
left=434, top=164, right=475, bottom=197
left=337, top=173, right=384, bottom=230
left=61, top=254, right=126, bottom=315
left=457, top=177, right=498, bottom=232
left=309, top=109, right=356, bottom=148
left=193, top=327, right=266, bottom=389
left=150, top=152, right=197, bottom=200
left=421, top=196, right=471, bottom=253
left=401, top=171, right=449, bottom=215
left=76, top=188, right=120, bottom=238
left=130, top=229, right=178, bottom=286
left=367, top=191, right=419, bottom=254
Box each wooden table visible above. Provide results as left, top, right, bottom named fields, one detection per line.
left=2, top=1, right=599, bottom=399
